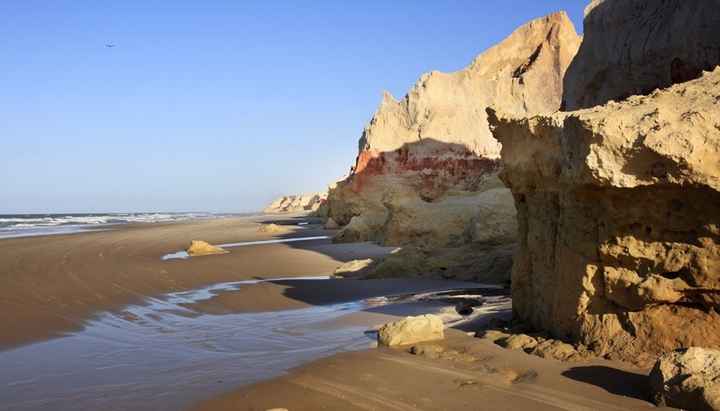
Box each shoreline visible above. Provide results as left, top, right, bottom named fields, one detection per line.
left=0, top=213, right=665, bottom=411
left=0, top=214, right=389, bottom=350
left=2, top=274, right=493, bottom=411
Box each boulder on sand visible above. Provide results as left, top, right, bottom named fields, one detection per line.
left=377, top=315, right=444, bottom=347
left=257, top=223, right=288, bottom=234
left=650, top=347, right=720, bottom=411
left=333, top=259, right=374, bottom=277
left=500, top=334, right=539, bottom=352
left=531, top=340, right=581, bottom=362
left=186, top=240, right=228, bottom=257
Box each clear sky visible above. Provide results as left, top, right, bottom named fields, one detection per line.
left=1, top=1, right=585, bottom=213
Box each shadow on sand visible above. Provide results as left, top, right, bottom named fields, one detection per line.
left=562, top=366, right=649, bottom=401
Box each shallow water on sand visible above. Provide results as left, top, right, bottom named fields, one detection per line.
left=0, top=277, right=504, bottom=411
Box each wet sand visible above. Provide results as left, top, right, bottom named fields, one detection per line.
left=2, top=276, right=491, bottom=411
left=0, top=215, right=390, bottom=349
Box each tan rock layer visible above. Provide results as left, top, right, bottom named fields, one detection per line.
left=327, top=12, right=581, bottom=248
left=488, top=68, right=720, bottom=366
left=563, top=0, right=720, bottom=110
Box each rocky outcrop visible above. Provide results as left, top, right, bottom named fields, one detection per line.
left=377, top=315, right=444, bottom=347
left=264, top=192, right=327, bottom=214
left=361, top=243, right=515, bottom=284
left=563, top=0, right=720, bottom=111
left=326, top=12, right=581, bottom=253
left=488, top=67, right=720, bottom=366
left=186, top=240, right=228, bottom=257
left=324, top=218, right=340, bottom=230
left=333, top=259, right=374, bottom=277
left=650, top=348, right=720, bottom=411
left=480, top=328, right=586, bottom=362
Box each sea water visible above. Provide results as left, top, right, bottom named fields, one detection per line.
left=0, top=277, right=509, bottom=411
left=0, top=213, right=242, bottom=239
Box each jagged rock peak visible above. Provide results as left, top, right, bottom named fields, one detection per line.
left=327, top=11, right=581, bottom=252
left=358, top=11, right=581, bottom=158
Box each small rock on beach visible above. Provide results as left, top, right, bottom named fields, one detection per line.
left=377, top=314, right=444, bottom=347
left=186, top=240, right=229, bottom=257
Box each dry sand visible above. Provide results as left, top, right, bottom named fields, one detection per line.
left=192, top=330, right=668, bottom=411
left=0, top=214, right=389, bottom=350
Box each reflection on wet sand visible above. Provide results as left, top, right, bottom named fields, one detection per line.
left=0, top=277, right=509, bottom=411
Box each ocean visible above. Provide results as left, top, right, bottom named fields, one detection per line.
left=0, top=212, right=231, bottom=239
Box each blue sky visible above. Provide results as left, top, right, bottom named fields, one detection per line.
left=0, top=1, right=585, bottom=213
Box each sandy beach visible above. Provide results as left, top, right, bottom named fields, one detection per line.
left=5, top=0, right=718, bottom=409
left=0, top=215, right=667, bottom=411
left=0, top=215, right=391, bottom=350
left=0, top=215, right=508, bottom=410
left=193, top=330, right=665, bottom=411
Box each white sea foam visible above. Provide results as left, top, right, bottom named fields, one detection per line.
left=0, top=212, right=235, bottom=239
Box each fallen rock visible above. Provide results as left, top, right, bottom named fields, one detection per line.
left=650, top=347, right=720, bottom=411
left=186, top=241, right=228, bottom=257
left=531, top=340, right=581, bottom=362
left=257, top=224, right=289, bottom=234
left=500, top=334, right=538, bottom=352
left=326, top=12, right=581, bottom=251
left=333, top=259, right=374, bottom=277
left=377, top=315, right=444, bottom=347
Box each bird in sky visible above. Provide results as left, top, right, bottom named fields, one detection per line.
left=105, top=43, right=116, bottom=48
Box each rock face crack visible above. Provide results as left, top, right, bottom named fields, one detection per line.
left=513, top=44, right=544, bottom=79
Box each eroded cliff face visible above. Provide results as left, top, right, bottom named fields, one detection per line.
left=488, top=68, right=720, bottom=366
left=563, top=0, right=720, bottom=110
left=327, top=12, right=581, bottom=251
left=263, top=192, right=327, bottom=214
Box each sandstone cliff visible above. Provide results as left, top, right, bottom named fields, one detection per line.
left=263, top=192, right=327, bottom=214
left=326, top=12, right=581, bottom=255
left=488, top=67, right=720, bottom=366
left=563, top=0, right=720, bottom=110
left=488, top=0, right=720, bottom=367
